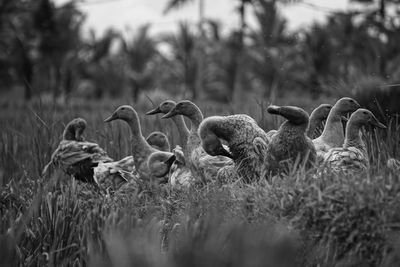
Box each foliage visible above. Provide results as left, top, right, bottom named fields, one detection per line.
left=122, top=25, right=158, bottom=101
left=1, top=0, right=400, bottom=107
left=0, top=99, right=399, bottom=266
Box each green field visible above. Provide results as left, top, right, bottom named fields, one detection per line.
left=1, top=97, right=399, bottom=267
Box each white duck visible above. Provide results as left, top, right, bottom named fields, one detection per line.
left=162, top=100, right=233, bottom=183
left=104, top=105, right=163, bottom=181
left=94, top=131, right=170, bottom=191
left=146, top=131, right=170, bottom=152
left=313, top=97, right=360, bottom=158
left=323, top=108, right=386, bottom=174
left=306, top=103, right=333, bottom=139
left=146, top=100, right=189, bottom=150
left=168, top=146, right=194, bottom=188
left=147, top=151, right=176, bottom=183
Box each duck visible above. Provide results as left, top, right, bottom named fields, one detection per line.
left=147, top=146, right=194, bottom=188
left=198, top=114, right=269, bottom=183
left=93, top=130, right=171, bottom=191
left=93, top=155, right=136, bottom=191
left=146, top=100, right=189, bottom=150
left=162, top=100, right=233, bottom=183
left=42, top=118, right=113, bottom=183
left=323, top=108, right=386, bottom=174
left=104, top=105, right=162, bottom=181
left=313, top=97, right=360, bottom=157
left=264, top=103, right=332, bottom=142
left=146, top=131, right=170, bottom=152
left=306, top=103, right=333, bottom=139
left=265, top=105, right=316, bottom=175
left=169, top=146, right=194, bottom=188
left=147, top=151, right=176, bottom=183
left=162, top=100, right=203, bottom=156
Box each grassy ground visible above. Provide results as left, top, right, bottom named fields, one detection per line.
left=0, top=95, right=399, bottom=267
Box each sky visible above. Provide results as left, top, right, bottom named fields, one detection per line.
left=54, top=0, right=350, bottom=36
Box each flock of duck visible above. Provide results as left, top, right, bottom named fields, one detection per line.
left=43, top=97, right=389, bottom=192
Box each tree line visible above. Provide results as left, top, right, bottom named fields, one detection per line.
left=1, top=0, right=400, bottom=102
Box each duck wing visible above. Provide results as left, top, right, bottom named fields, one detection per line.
left=94, top=156, right=137, bottom=191
left=323, top=147, right=368, bottom=173
left=42, top=140, right=113, bottom=179
left=169, top=165, right=193, bottom=188
left=55, top=141, right=112, bottom=165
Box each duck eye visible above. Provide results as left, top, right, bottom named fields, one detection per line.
left=363, top=111, right=368, bottom=115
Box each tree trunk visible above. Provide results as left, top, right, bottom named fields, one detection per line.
left=379, top=0, right=385, bottom=20
left=54, top=65, right=62, bottom=99
left=22, top=49, right=33, bottom=101
left=380, top=0, right=386, bottom=77
left=194, top=0, right=205, bottom=100
left=63, top=67, right=73, bottom=103
left=131, top=80, right=140, bottom=103
left=229, top=0, right=247, bottom=102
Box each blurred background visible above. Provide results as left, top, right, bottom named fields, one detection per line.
left=1, top=0, right=400, bottom=116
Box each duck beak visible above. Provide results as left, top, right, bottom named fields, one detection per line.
left=104, top=113, right=117, bottom=123
left=266, top=105, right=281, bottom=115
left=341, top=116, right=349, bottom=122
left=371, top=118, right=387, bottom=129
left=146, top=107, right=162, bottom=115
left=163, top=154, right=176, bottom=167
left=162, top=108, right=178, bottom=119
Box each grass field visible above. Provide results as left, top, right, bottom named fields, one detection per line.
left=0, top=95, right=399, bottom=267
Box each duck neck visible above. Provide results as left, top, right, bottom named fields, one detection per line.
left=63, top=126, right=75, bottom=141
left=125, top=115, right=151, bottom=152
left=344, top=120, right=364, bottom=151
left=172, top=115, right=190, bottom=147
left=279, top=121, right=307, bottom=138
left=306, top=112, right=320, bottom=137
left=319, top=106, right=344, bottom=144
left=187, top=108, right=204, bottom=132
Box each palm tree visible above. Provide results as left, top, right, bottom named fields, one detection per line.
left=122, top=24, right=158, bottom=102
left=248, top=0, right=297, bottom=97
left=0, top=0, right=35, bottom=100
left=33, top=0, right=84, bottom=99
left=162, top=22, right=199, bottom=98
left=79, top=29, right=121, bottom=98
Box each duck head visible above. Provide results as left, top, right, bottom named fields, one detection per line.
left=146, top=131, right=170, bottom=151
left=162, top=100, right=198, bottom=119
left=104, top=105, right=135, bottom=122
left=148, top=151, right=176, bottom=178
left=334, top=97, right=360, bottom=116
left=267, top=105, right=310, bottom=126
left=201, top=132, right=233, bottom=159
left=146, top=100, right=177, bottom=115
left=349, top=108, right=386, bottom=129
left=63, top=118, right=87, bottom=141
left=312, top=104, right=333, bottom=121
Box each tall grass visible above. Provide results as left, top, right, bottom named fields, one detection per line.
left=0, top=96, right=399, bottom=266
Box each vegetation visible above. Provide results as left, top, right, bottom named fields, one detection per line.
left=1, top=0, right=400, bottom=108
left=1, top=0, right=400, bottom=266
left=0, top=97, right=399, bottom=266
